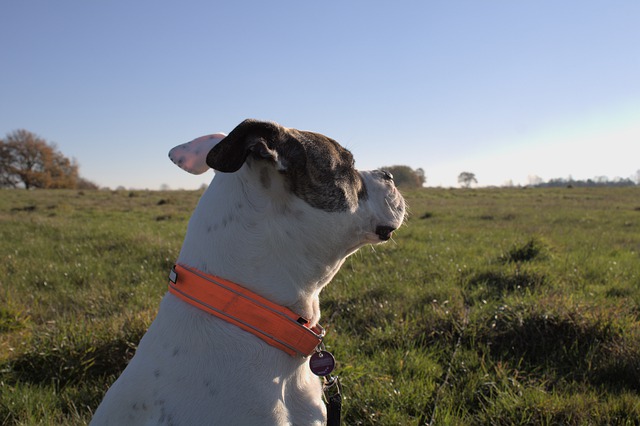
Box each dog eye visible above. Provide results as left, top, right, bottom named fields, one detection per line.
left=380, top=170, right=394, bottom=181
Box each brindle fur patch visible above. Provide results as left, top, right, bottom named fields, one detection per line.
left=206, top=119, right=366, bottom=212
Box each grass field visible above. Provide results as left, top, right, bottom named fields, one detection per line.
left=1, top=186, right=639, bottom=425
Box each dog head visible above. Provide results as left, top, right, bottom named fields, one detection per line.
left=170, top=119, right=405, bottom=248
left=170, top=119, right=404, bottom=238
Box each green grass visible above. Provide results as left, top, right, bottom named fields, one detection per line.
left=1, top=187, right=640, bottom=425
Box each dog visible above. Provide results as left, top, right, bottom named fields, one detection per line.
left=91, top=119, right=406, bottom=425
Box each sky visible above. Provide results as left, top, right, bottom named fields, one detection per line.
left=1, top=0, right=639, bottom=189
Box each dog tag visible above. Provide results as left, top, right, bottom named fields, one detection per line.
left=309, top=350, right=335, bottom=376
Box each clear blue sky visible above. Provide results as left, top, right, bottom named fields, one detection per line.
left=2, top=0, right=639, bottom=189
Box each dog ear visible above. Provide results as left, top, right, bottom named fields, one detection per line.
left=206, top=119, right=282, bottom=173
left=169, top=133, right=226, bottom=175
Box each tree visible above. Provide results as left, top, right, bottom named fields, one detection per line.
left=380, top=165, right=426, bottom=188
left=0, top=129, right=91, bottom=189
left=0, top=143, right=19, bottom=187
left=77, top=176, right=100, bottom=190
left=458, top=171, right=477, bottom=188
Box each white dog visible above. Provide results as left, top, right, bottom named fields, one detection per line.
left=91, top=119, right=405, bottom=425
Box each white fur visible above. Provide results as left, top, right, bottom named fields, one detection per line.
left=91, top=133, right=405, bottom=425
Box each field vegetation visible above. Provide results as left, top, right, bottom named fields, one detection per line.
left=1, top=187, right=639, bottom=425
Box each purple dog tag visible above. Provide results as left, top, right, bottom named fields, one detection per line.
left=309, top=350, right=335, bottom=376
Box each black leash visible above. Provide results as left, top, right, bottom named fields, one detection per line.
left=323, top=375, right=342, bottom=426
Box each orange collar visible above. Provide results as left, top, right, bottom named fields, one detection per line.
left=168, top=264, right=325, bottom=357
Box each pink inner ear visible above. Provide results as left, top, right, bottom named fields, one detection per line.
left=169, top=133, right=226, bottom=175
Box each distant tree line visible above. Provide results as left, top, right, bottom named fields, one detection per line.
left=3, top=128, right=635, bottom=192
left=532, top=176, right=638, bottom=188
left=1, top=129, right=97, bottom=189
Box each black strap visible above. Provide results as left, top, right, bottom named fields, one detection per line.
left=323, top=376, right=342, bottom=426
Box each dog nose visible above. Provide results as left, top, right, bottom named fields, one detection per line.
left=375, top=225, right=396, bottom=241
